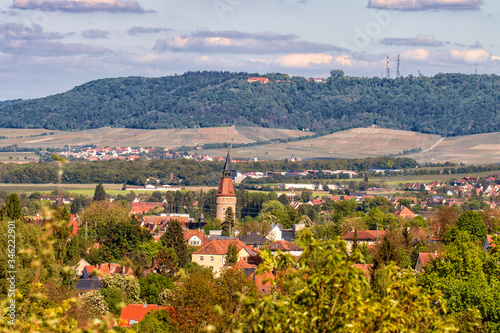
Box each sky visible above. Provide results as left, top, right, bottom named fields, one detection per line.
left=0, top=0, right=498, bottom=100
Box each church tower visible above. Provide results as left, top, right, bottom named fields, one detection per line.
left=216, top=150, right=237, bottom=221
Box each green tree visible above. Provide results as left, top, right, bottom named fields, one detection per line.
left=226, top=241, right=239, bottom=264
left=236, top=231, right=461, bottom=332
left=161, top=220, right=189, bottom=267
left=222, top=206, right=235, bottom=237
left=93, top=182, right=106, bottom=201
left=455, top=210, right=487, bottom=242
left=4, top=193, right=22, bottom=220
left=155, top=248, right=179, bottom=278
left=139, top=274, right=173, bottom=304
left=138, top=309, right=178, bottom=333
left=352, top=228, right=359, bottom=252
left=421, top=230, right=499, bottom=331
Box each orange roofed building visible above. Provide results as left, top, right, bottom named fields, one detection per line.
left=415, top=252, right=440, bottom=273
left=184, top=230, right=208, bottom=247
left=394, top=206, right=416, bottom=219
left=192, top=238, right=251, bottom=277
left=247, top=77, right=269, bottom=83
left=81, top=263, right=134, bottom=279
left=118, top=304, right=170, bottom=327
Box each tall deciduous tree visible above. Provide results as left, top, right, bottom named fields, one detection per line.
left=161, top=220, right=189, bottom=267
left=456, top=210, right=487, bottom=242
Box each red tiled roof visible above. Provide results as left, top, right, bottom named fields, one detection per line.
left=84, top=263, right=134, bottom=277
left=394, top=206, right=415, bottom=218
left=194, top=239, right=245, bottom=255
left=342, top=230, right=387, bottom=241
left=119, top=304, right=170, bottom=327
left=233, top=259, right=256, bottom=269
left=352, top=263, right=374, bottom=279
left=217, top=177, right=236, bottom=197
left=418, top=252, right=439, bottom=270
left=184, top=230, right=208, bottom=247
left=264, top=240, right=303, bottom=252
left=250, top=270, right=274, bottom=294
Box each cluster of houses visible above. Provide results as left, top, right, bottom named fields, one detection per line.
left=56, top=156, right=500, bottom=328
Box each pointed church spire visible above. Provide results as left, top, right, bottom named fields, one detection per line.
left=223, top=148, right=231, bottom=172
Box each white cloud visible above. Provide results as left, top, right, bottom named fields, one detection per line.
left=368, top=0, right=483, bottom=11
left=401, top=48, right=431, bottom=61
left=11, top=0, right=149, bottom=13
left=448, top=49, right=491, bottom=63
left=154, top=30, right=345, bottom=54
left=381, top=34, right=443, bottom=46
left=274, top=53, right=334, bottom=68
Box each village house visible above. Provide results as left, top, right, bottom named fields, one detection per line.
left=239, top=232, right=268, bottom=249
left=192, top=238, right=253, bottom=277
left=393, top=206, right=415, bottom=219
left=81, top=263, right=134, bottom=279
left=415, top=252, right=440, bottom=273
left=118, top=304, right=170, bottom=328
left=342, top=230, right=387, bottom=253
left=263, top=240, right=303, bottom=257
left=184, top=229, right=208, bottom=247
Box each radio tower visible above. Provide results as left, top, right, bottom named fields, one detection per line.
left=396, top=54, right=401, bottom=78
left=386, top=56, right=390, bottom=79
left=475, top=63, right=478, bottom=75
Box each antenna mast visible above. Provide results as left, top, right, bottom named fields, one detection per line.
left=386, top=56, right=390, bottom=79
left=475, top=63, right=478, bottom=75
left=396, top=54, right=401, bottom=78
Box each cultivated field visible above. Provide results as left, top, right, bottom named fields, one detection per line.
left=201, top=128, right=442, bottom=161
left=201, top=128, right=500, bottom=165
left=0, top=127, right=499, bottom=165
left=407, top=132, right=500, bottom=165
left=0, top=126, right=312, bottom=149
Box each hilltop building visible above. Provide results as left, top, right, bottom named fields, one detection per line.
left=216, top=151, right=237, bottom=221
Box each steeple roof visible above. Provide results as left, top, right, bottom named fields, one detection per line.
left=223, top=150, right=231, bottom=172
left=217, top=149, right=236, bottom=197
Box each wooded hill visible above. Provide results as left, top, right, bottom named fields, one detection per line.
left=0, top=71, right=499, bottom=136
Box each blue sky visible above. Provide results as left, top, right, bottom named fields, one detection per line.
left=0, top=0, right=498, bottom=99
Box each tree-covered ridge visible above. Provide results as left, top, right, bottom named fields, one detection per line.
left=0, top=71, right=498, bottom=136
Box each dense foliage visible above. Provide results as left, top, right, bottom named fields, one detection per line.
left=0, top=71, right=499, bottom=136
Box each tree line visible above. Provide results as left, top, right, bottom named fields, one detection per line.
left=0, top=156, right=418, bottom=186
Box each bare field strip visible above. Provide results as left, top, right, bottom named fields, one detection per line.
left=0, top=126, right=312, bottom=149
left=202, top=128, right=442, bottom=161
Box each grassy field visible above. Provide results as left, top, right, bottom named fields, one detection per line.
left=0, top=183, right=220, bottom=196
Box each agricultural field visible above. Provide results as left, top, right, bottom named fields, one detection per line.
left=0, top=152, right=39, bottom=162
left=202, top=128, right=500, bottom=165
left=0, top=126, right=312, bottom=149
left=200, top=128, right=441, bottom=160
